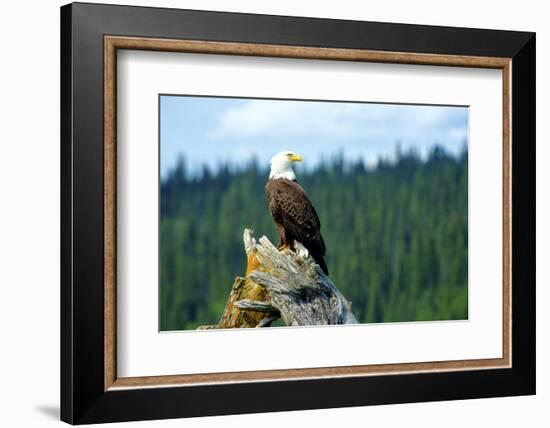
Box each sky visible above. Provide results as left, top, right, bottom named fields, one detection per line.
left=160, top=95, right=468, bottom=178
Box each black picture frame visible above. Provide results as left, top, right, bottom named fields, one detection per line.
left=61, top=2, right=535, bottom=424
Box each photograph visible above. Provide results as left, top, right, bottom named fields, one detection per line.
left=159, top=95, right=469, bottom=331
left=56, top=3, right=536, bottom=424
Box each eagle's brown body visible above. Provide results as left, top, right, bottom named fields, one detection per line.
left=265, top=178, right=328, bottom=274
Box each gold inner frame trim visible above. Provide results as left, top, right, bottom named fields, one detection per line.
left=104, top=35, right=512, bottom=391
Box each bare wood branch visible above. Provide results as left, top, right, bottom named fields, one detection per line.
left=198, top=228, right=357, bottom=329
left=234, top=299, right=281, bottom=314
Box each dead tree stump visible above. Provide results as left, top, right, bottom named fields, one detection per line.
left=198, top=228, right=357, bottom=329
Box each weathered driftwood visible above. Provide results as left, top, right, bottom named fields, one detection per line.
left=198, top=228, right=357, bottom=329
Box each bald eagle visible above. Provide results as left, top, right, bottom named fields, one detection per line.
left=265, top=151, right=328, bottom=275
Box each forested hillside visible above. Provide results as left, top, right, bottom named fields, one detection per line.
left=160, top=147, right=468, bottom=331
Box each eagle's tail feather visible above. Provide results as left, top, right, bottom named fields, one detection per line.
left=313, top=253, right=329, bottom=275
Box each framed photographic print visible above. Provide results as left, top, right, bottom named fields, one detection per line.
left=60, top=2, right=536, bottom=424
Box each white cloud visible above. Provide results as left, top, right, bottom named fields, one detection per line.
left=161, top=97, right=468, bottom=177
left=209, top=100, right=371, bottom=139
left=208, top=99, right=467, bottom=147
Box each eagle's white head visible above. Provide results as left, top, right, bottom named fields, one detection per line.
left=269, top=151, right=303, bottom=180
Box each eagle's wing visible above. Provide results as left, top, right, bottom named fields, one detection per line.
left=267, top=179, right=326, bottom=256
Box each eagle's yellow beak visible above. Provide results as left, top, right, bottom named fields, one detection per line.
left=289, top=153, right=303, bottom=162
